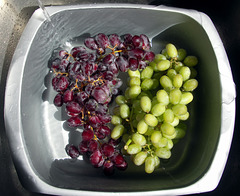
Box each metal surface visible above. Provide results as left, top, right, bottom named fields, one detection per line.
left=0, top=1, right=239, bottom=196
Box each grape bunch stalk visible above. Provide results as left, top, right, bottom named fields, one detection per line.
left=49, top=33, right=155, bottom=175
left=110, top=43, right=198, bottom=174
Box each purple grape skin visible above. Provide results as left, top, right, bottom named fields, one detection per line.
left=108, top=63, right=119, bottom=75
left=132, top=35, right=143, bottom=48
left=70, top=46, right=86, bottom=58
left=63, top=89, right=74, bottom=103
left=84, top=37, right=98, bottom=50
left=103, top=161, right=115, bottom=176
left=103, top=53, right=116, bottom=65
left=91, top=85, right=111, bottom=104
left=116, top=56, right=129, bottom=72
left=82, top=128, right=94, bottom=141
left=56, top=76, right=69, bottom=92
left=66, top=144, right=80, bottom=158
left=128, top=58, right=138, bottom=71
left=144, top=51, right=155, bottom=62
left=123, top=33, right=133, bottom=46
left=95, top=33, right=110, bottom=49
left=109, top=34, right=121, bottom=47
left=67, top=116, right=83, bottom=127
left=76, top=91, right=89, bottom=105
left=88, top=140, right=98, bottom=152
left=101, top=143, right=115, bottom=157
left=90, top=149, right=104, bottom=168
left=128, top=48, right=145, bottom=60
left=66, top=101, right=83, bottom=114
left=140, top=34, right=151, bottom=50
left=59, top=50, right=68, bottom=59
left=53, top=93, right=63, bottom=107
left=51, top=58, right=61, bottom=70
left=85, top=99, right=98, bottom=111
left=52, top=77, right=59, bottom=91
left=78, top=140, right=88, bottom=154
left=138, top=60, right=147, bottom=69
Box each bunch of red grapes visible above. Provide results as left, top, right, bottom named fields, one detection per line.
left=50, top=33, right=154, bottom=175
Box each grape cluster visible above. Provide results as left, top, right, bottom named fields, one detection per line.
left=111, top=43, right=198, bottom=174
left=50, top=33, right=154, bottom=175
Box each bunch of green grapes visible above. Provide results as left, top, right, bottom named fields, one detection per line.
left=110, top=43, right=198, bottom=174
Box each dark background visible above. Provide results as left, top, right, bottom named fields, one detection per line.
left=0, top=0, right=239, bottom=195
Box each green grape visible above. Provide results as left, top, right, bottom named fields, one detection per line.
left=120, top=104, right=130, bottom=119
left=113, top=106, right=120, bottom=116
left=156, top=89, right=169, bottom=105
left=153, top=155, right=160, bottom=168
left=141, top=78, right=154, bottom=91
left=128, top=69, right=140, bottom=78
left=154, top=53, right=167, bottom=63
left=172, top=104, right=188, bottom=116
left=166, top=43, right=178, bottom=58
left=163, top=131, right=176, bottom=139
left=179, top=92, right=193, bottom=105
left=135, top=112, right=145, bottom=121
left=127, top=143, right=142, bottom=155
left=174, top=62, right=184, bottom=72
left=144, top=126, right=155, bottom=136
left=129, top=85, right=141, bottom=99
left=129, top=77, right=141, bottom=86
left=155, top=147, right=171, bottom=159
left=145, top=156, right=155, bottom=174
left=152, top=137, right=168, bottom=148
left=157, top=115, right=164, bottom=123
left=137, top=91, right=152, bottom=100
left=183, top=79, right=198, bottom=91
left=161, top=48, right=169, bottom=59
left=157, top=60, right=171, bottom=71
left=179, top=66, right=191, bottom=81
left=175, top=127, right=186, bottom=139
left=167, top=69, right=177, bottom=80
left=111, top=124, right=124, bottom=140
left=132, top=99, right=141, bottom=109
left=151, top=130, right=162, bottom=144
left=141, top=66, right=154, bottom=80
left=160, top=75, right=173, bottom=90
left=190, top=67, right=197, bottom=78
left=183, top=55, right=198, bottom=67
left=165, top=138, right=174, bottom=150
left=122, top=133, right=130, bottom=143
left=169, top=116, right=180, bottom=127
left=149, top=61, right=158, bottom=72
left=132, top=133, right=147, bottom=146
left=151, top=78, right=159, bottom=90
left=163, top=109, right=174, bottom=123
left=115, top=95, right=126, bottom=105
left=124, top=87, right=130, bottom=99
left=151, top=96, right=158, bottom=107
left=173, top=74, right=183, bottom=88
left=161, top=122, right=175, bottom=136
left=140, top=96, right=151, bottom=113
left=144, top=114, right=158, bottom=127
left=111, top=115, right=122, bottom=125
left=132, top=119, right=138, bottom=128
left=177, top=48, right=187, bottom=61
left=169, top=88, right=182, bottom=105
left=151, top=103, right=166, bottom=117
left=177, top=112, right=189, bottom=121
left=133, top=151, right=148, bottom=166
left=153, top=72, right=164, bottom=80
left=137, top=119, right=149, bottom=134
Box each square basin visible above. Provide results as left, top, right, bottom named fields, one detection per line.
left=4, top=4, right=236, bottom=196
